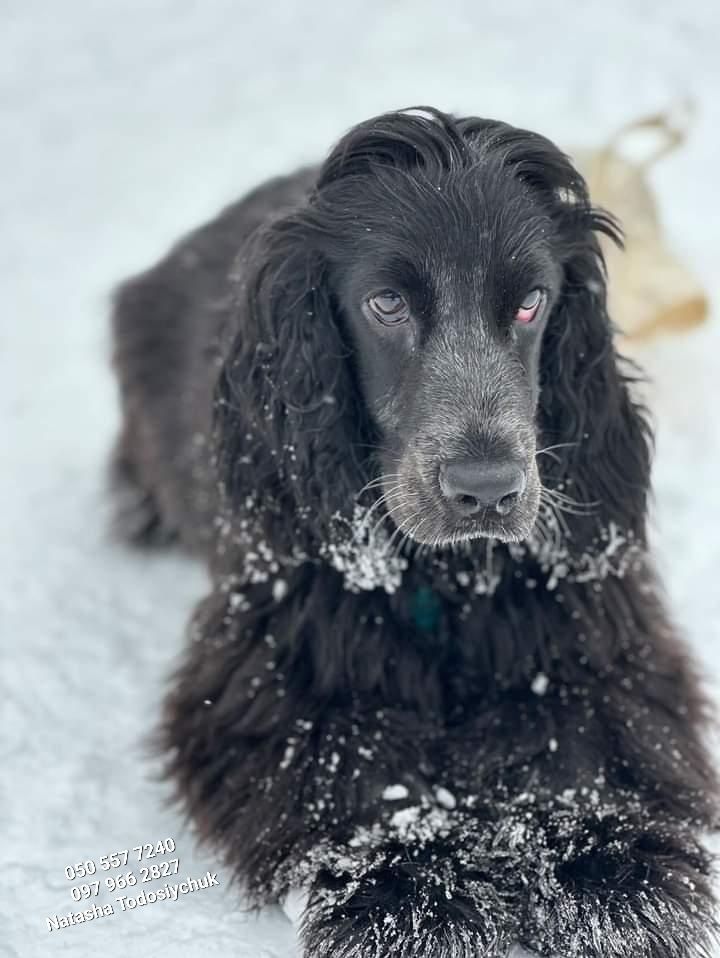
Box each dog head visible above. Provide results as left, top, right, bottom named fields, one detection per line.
left=218, top=108, right=651, bottom=556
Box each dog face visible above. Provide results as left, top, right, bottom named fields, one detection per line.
left=219, top=109, right=646, bottom=558
left=329, top=169, right=562, bottom=547
left=303, top=110, right=578, bottom=548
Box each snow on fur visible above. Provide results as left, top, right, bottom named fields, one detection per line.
left=277, top=787, right=716, bottom=958
left=222, top=496, right=645, bottom=601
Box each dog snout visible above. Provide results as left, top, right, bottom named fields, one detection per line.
left=439, top=458, right=527, bottom=518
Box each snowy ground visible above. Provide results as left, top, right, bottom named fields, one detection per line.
left=2, top=2, right=720, bottom=955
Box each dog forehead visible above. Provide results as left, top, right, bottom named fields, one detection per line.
left=374, top=171, right=546, bottom=263
left=429, top=260, right=488, bottom=318
left=332, top=162, right=556, bottom=321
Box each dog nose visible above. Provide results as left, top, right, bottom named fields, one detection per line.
left=439, top=459, right=526, bottom=517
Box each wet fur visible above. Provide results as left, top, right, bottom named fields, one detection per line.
left=111, top=108, right=718, bottom=956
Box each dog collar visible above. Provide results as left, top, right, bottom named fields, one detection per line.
left=411, top=586, right=443, bottom=633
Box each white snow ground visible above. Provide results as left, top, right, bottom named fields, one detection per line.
left=2, top=2, right=720, bottom=955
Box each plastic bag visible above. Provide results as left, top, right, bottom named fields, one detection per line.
left=572, top=106, right=707, bottom=341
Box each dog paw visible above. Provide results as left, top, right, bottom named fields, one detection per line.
left=110, top=449, right=177, bottom=546
left=300, top=862, right=513, bottom=957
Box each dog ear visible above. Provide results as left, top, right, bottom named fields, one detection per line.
left=214, top=215, right=369, bottom=556
left=537, top=201, right=653, bottom=551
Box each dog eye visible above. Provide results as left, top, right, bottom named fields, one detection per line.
left=365, top=290, right=410, bottom=326
left=515, top=289, right=544, bottom=324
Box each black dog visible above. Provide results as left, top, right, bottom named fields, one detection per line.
left=111, top=108, right=717, bottom=957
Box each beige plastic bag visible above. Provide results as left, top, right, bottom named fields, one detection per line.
left=572, top=107, right=707, bottom=341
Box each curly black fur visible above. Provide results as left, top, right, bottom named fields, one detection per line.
left=111, top=107, right=718, bottom=957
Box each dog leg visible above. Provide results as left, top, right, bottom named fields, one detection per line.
left=161, top=589, right=522, bottom=957
left=442, top=687, right=718, bottom=958
left=110, top=429, right=178, bottom=546
left=161, top=585, right=716, bottom=957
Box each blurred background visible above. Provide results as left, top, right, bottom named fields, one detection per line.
left=3, top=2, right=719, bottom=955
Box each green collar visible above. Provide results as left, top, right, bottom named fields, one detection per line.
left=411, top=586, right=443, bottom=633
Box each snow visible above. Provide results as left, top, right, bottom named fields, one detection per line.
left=322, top=505, right=409, bottom=594
left=531, top=672, right=549, bottom=696
left=272, top=579, right=288, bottom=602
left=2, top=1, right=720, bottom=955
left=434, top=786, right=457, bottom=810
left=382, top=784, right=410, bottom=801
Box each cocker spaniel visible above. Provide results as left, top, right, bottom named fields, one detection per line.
left=111, top=107, right=717, bottom=958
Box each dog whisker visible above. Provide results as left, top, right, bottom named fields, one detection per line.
left=351, top=483, right=409, bottom=542
left=535, top=441, right=579, bottom=457
left=355, top=473, right=405, bottom=498
left=356, top=472, right=402, bottom=499
left=540, top=485, right=599, bottom=515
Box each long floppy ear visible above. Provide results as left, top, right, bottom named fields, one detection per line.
left=212, top=110, right=468, bottom=566
left=536, top=185, right=653, bottom=552
left=214, top=212, right=371, bottom=559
